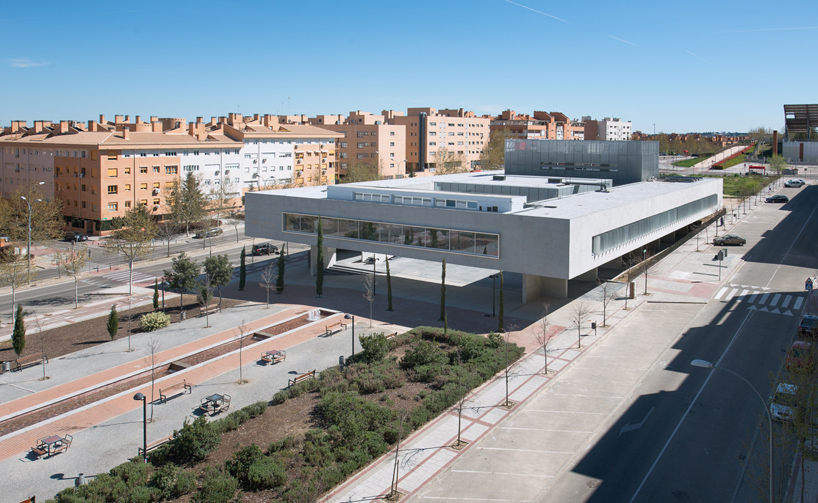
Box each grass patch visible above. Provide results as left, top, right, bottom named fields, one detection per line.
left=700, top=174, right=773, bottom=197
left=673, top=156, right=711, bottom=167
left=719, top=153, right=748, bottom=169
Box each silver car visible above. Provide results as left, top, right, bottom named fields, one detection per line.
left=784, top=179, right=804, bottom=188
left=713, top=234, right=746, bottom=246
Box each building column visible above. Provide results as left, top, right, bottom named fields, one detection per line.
left=309, top=245, right=336, bottom=277
left=522, top=274, right=568, bottom=303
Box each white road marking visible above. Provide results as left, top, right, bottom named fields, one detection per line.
left=770, top=293, right=781, bottom=307
left=715, top=287, right=728, bottom=300
left=794, top=297, right=804, bottom=310
left=781, top=295, right=792, bottom=309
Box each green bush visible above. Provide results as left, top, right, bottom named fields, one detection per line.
left=140, top=311, right=171, bottom=332
left=213, top=408, right=250, bottom=434
left=110, top=459, right=152, bottom=487
left=401, top=340, right=447, bottom=369
left=169, top=416, right=221, bottom=464
left=345, top=361, right=404, bottom=394
left=247, top=456, right=287, bottom=490
left=226, top=443, right=264, bottom=482
left=359, top=332, right=390, bottom=363
left=194, top=468, right=237, bottom=503
left=150, top=463, right=196, bottom=499
left=272, top=390, right=288, bottom=405
left=244, top=400, right=268, bottom=418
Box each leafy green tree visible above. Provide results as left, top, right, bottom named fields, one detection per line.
left=153, top=279, right=159, bottom=311
left=339, top=161, right=381, bottom=184
left=316, top=217, right=324, bottom=297
left=479, top=128, right=511, bottom=171
left=102, top=205, right=157, bottom=295
left=276, top=247, right=285, bottom=293
left=0, top=182, right=64, bottom=244
left=769, top=154, right=788, bottom=176
left=498, top=272, right=505, bottom=332
left=165, top=172, right=208, bottom=236
left=386, top=256, right=393, bottom=311
left=12, top=304, right=25, bottom=357
left=169, top=416, right=221, bottom=463
left=203, top=254, right=234, bottom=309
left=439, top=259, right=446, bottom=321
left=0, top=256, right=31, bottom=319
left=359, top=333, right=390, bottom=363
left=164, top=252, right=201, bottom=312
left=107, top=304, right=119, bottom=341
left=239, top=246, right=246, bottom=291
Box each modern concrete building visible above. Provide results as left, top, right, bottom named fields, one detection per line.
left=245, top=171, right=721, bottom=302
left=503, top=139, right=659, bottom=186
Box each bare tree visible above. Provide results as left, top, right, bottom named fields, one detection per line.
left=225, top=210, right=244, bottom=243
left=144, top=338, right=161, bottom=422
left=389, top=411, right=409, bottom=500
left=570, top=302, right=592, bottom=349
left=0, top=256, right=31, bottom=320
left=453, top=352, right=472, bottom=449
left=102, top=206, right=157, bottom=295
left=502, top=329, right=515, bottom=407
left=532, top=305, right=555, bottom=375
left=236, top=320, right=249, bottom=384
left=197, top=277, right=215, bottom=328
left=155, top=222, right=181, bottom=257
left=51, top=249, right=68, bottom=279
left=259, top=263, right=277, bottom=308
left=61, top=249, right=90, bottom=309
left=363, top=274, right=375, bottom=328
left=600, top=282, right=619, bottom=327
left=33, top=314, right=47, bottom=381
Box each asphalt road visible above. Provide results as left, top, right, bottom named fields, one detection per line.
left=545, top=184, right=818, bottom=502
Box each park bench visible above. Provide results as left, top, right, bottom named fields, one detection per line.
left=385, top=332, right=398, bottom=340
left=14, top=352, right=48, bottom=372
left=138, top=434, right=174, bottom=457
left=200, top=304, right=218, bottom=316
left=288, top=370, right=316, bottom=388
left=261, top=350, right=286, bottom=364
left=52, top=434, right=73, bottom=455
left=252, top=332, right=270, bottom=341
left=325, top=320, right=347, bottom=335
left=159, top=380, right=192, bottom=403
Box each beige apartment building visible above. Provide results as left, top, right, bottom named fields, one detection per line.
left=0, top=114, right=340, bottom=235
left=309, top=111, right=407, bottom=180
left=490, top=110, right=584, bottom=141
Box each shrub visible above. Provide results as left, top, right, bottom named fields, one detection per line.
left=150, top=463, right=196, bottom=499
left=272, top=390, right=288, bottom=405
left=244, top=400, right=268, bottom=418
left=401, top=340, right=447, bottom=369
left=359, top=332, right=390, bottom=363
left=226, top=444, right=263, bottom=481
left=168, top=416, right=220, bottom=464
left=194, top=468, right=237, bottom=503
left=247, top=456, right=287, bottom=490
left=213, top=409, right=250, bottom=434
left=140, top=311, right=171, bottom=332
left=110, top=459, right=151, bottom=487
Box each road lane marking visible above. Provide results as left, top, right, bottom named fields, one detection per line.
left=781, top=295, right=792, bottom=308
left=737, top=289, right=750, bottom=301
left=724, top=288, right=739, bottom=301
left=715, top=287, right=728, bottom=300
left=794, top=297, right=804, bottom=310
left=770, top=294, right=781, bottom=307
left=452, top=470, right=553, bottom=478
left=759, top=292, right=770, bottom=304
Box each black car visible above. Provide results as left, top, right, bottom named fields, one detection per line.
left=252, top=243, right=278, bottom=255
left=65, top=232, right=88, bottom=242
left=766, top=195, right=789, bottom=203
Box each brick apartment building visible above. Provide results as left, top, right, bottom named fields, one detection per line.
left=583, top=117, right=632, bottom=141
left=0, top=114, right=340, bottom=235
left=490, top=110, right=584, bottom=141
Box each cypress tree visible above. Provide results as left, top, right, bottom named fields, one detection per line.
left=498, top=272, right=505, bottom=332
left=153, top=279, right=159, bottom=311
left=439, top=259, right=446, bottom=321
left=386, top=256, right=393, bottom=311
left=107, top=304, right=119, bottom=341
left=239, top=246, right=246, bottom=291
left=276, top=247, right=285, bottom=293
left=316, top=217, right=324, bottom=297
left=12, top=304, right=25, bottom=357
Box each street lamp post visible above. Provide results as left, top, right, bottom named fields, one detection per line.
left=20, top=190, right=43, bottom=285
left=491, top=274, right=497, bottom=317
left=643, top=248, right=648, bottom=295
left=133, top=392, right=147, bottom=463
left=690, top=360, right=773, bottom=503
left=344, top=314, right=355, bottom=356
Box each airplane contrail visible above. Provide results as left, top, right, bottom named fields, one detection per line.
left=685, top=50, right=712, bottom=65
left=503, top=0, right=568, bottom=23
left=609, top=35, right=638, bottom=47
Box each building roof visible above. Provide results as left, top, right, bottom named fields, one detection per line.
left=784, top=104, right=818, bottom=134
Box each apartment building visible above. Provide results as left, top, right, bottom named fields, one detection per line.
left=490, top=110, right=584, bottom=141
left=309, top=111, right=407, bottom=180
left=583, top=117, right=632, bottom=141
left=0, top=114, right=340, bottom=235
left=391, top=108, right=490, bottom=174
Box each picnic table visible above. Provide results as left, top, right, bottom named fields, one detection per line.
left=32, top=434, right=72, bottom=458
left=261, top=349, right=286, bottom=364
left=200, top=393, right=231, bottom=415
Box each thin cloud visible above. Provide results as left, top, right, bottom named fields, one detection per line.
left=719, top=26, right=818, bottom=34
left=609, top=35, right=638, bottom=47
left=9, top=58, right=49, bottom=68
left=503, top=0, right=568, bottom=23
left=685, top=51, right=712, bottom=65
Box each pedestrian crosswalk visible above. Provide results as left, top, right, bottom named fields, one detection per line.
left=100, top=270, right=157, bottom=284
left=714, top=284, right=804, bottom=316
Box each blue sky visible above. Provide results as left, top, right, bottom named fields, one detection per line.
left=3, top=0, right=816, bottom=133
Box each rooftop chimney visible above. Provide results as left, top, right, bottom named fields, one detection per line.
left=135, top=115, right=141, bottom=123
left=196, top=116, right=203, bottom=124
left=99, top=114, right=106, bottom=124
left=59, top=120, right=69, bottom=133
left=123, top=127, right=130, bottom=140
left=34, top=121, right=44, bottom=133
left=115, top=115, right=123, bottom=123
left=87, top=120, right=97, bottom=132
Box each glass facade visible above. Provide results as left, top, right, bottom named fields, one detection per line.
left=283, top=213, right=499, bottom=258
left=591, top=195, right=717, bottom=255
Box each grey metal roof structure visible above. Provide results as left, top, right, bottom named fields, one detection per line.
left=784, top=104, right=818, bottom=135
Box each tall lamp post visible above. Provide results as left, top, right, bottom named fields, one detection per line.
left=690, top=359, right=773, bottom=503
left=133, top=392, right=147, bottom=463
left=490, top=274, right=498, bottom=317
left=344, top=314, right=355, bottom=356
left=20, top=189, right=43, bottom=285
left=642, top=248, right=648, bottom=295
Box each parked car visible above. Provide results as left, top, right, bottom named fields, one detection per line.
left=786, top=341, right=814, bottom=371
left=252, top=243, right=278, bottom=255
left=784, top=179, right=804, bottom=188
left=64, top=232, right=88, bottom=242
left=765, top=195, right=789, bottom=203
left=194, top=227, right=223, bottom=238
left=770, top=383, right=798, bottom=421
left=713, top=234, right=746, bottom=246
left=799, top=315, right=818, bottom=337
